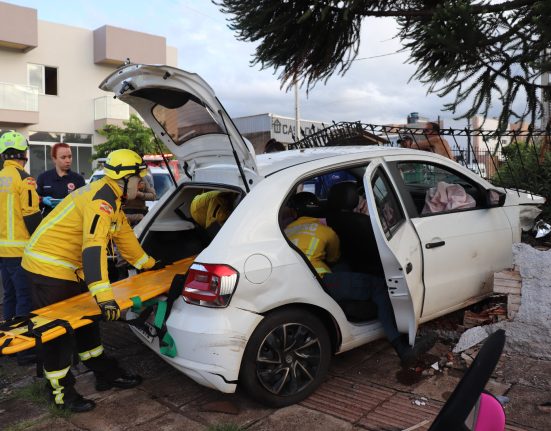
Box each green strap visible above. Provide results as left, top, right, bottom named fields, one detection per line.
left=160, top=332, right=177, bottom=357
left=130, top=296, right=160, bottom=313
left=153, top=301, right=167, bottom=330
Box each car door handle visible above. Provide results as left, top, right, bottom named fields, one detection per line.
left=405, top=262, right=413, bottom=274
left=425, top=241, right=445, bottom=249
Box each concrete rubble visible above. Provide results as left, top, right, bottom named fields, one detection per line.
left=453, top=243, right=551, bottom=359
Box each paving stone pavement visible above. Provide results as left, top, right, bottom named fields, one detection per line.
left=1, top=322, right=550, bottom=430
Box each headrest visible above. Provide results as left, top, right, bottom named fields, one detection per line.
left=289, top=192, right=321, bottom=217
left=328, top=181, right=359, bottom=211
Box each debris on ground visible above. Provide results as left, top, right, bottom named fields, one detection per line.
left=493, top=269, right=522, bottom=320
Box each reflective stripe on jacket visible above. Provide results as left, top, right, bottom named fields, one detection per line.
left=0, top=160, right=41, bottom=257
left=284, top=216, right=340, bottom=276
left=22, top=176, right=154, bottom=298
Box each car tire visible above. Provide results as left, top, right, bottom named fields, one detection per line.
left=240, top=307, right=331, bottom=407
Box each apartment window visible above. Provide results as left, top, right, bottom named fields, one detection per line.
left=28, top=64, right=58, bottom=96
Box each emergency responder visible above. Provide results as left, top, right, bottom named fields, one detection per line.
left=22, top=149, right=162, bottom=412
left=36, top=143, right=85, bottom=217
left=284, top=192, right=434, bottom=366
left=0, top=131, right=42, bottom=365
left=190, top=190, right=236, bottom=242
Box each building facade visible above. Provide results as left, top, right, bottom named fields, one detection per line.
left=0, top=1, right=177, bottom=178
left=233, top=113, right=329, bottom=154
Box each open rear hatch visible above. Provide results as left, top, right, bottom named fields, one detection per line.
left=100, top=64, right=259, bottom=190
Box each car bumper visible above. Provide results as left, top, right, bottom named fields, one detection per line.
left=127, top=297, right=263, bottom=393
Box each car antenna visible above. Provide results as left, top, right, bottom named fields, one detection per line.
left=154, top=136, right=178, bottom=187
left=217, top=107, right=250, bottom=193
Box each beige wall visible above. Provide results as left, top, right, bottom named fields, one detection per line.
left=0, top=20, right=178, bottom=139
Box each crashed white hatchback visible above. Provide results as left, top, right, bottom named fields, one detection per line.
left=100, top=64, right=544, bottom=407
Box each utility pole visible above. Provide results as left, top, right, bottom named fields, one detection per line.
left=294, top=75, right=301, bottom=141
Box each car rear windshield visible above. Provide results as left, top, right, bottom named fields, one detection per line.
left=152, top=92, right=225, bottom=146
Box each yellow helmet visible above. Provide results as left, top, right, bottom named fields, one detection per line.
left=103, top=149, right=147, bottom=180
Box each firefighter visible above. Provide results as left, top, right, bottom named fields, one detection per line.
left=190, top=190, right=236, bottom=242
left=0, top=131, right=42, bottom=365
left=22, top=149, right=162, bottom=412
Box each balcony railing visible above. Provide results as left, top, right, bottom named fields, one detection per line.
left=94, top=96, right=129, bottom=121
left=0, top=82, right=38, bottom=111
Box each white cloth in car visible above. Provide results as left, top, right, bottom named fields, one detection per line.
left=422, top=181, right=476, bottom=214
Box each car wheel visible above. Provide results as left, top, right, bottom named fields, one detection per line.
left=240, top=308, right=331, bottom=407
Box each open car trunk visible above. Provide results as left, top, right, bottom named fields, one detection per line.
left=137, top=183, right=243, bottom=266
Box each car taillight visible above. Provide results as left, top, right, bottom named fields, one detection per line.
left=183, top=263, right=239, bottom=307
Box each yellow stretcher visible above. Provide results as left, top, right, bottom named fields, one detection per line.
left=0, top=257, right=194, bottom=356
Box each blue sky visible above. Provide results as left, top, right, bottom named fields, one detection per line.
left=10, top=0, right=468, bottom=127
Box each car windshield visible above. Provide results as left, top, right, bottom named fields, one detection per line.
left=153, top=174, right=172, bottom=198
left=89, top=172, right=172, bottom=200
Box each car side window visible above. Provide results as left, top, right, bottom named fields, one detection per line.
left=398, top=162, right=480, bottom=216
left=371, top=169, right=404, bottom=239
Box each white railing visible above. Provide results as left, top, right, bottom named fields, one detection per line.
left=0, top=82, right=38, bottom=111
left=94, top=96, right=129, bottom=120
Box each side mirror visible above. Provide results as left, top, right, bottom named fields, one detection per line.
left=485, top=189, right=506, bottom=208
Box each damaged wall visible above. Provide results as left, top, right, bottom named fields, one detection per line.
left=456, top=243, right=551, bottom=359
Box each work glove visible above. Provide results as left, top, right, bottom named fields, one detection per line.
left=96, top=299, right=121, bottom=321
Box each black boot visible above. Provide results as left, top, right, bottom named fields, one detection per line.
left=95, top=373, right=143, bottom=391
left=58, top=394, right=96, bottom=413
left=392, top=334, right=436, bottom=367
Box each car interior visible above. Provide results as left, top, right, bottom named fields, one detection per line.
left=139, top=185, right=242, bottom=265
left=280, top=166, right=383, bottom=323
left=396, top=161, right=483, bottom=216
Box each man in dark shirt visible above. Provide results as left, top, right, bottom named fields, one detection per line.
left=37, top=143, right=85, bottom=216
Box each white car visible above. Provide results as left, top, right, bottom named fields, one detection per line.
left=100, top=64, right=544, bottom=407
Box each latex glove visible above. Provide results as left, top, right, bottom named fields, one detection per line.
left=96, top=299, right=121, bottom=321
left=42, top=196, right=54, bottom=207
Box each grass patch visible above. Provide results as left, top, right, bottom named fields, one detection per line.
left=4, top=419, right=43, bottom=431
left=207, top=424, right=244, bottom=431
left=13, top=380, right=72, bottom=418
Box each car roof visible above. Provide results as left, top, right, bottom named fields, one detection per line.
left=255, top=146, right=419, bottom=176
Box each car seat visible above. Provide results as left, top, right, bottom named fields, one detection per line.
left=326, top=182, right=384, bottom=276
left=325, top=182, right=383, bottom=322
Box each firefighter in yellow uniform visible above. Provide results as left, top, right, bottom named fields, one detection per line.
left=22, top=149, right=161, bottom=413
left=0, top=132, right=42, bottom=368
left=190, top=190, right=235, bottom=241
left=284, top=193, right=340, bottom=276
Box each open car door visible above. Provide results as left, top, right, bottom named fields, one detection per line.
left=363, top=160, right=424, bottom=344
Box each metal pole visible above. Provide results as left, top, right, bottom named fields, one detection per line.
left=294, top=76, right=301, bottom=141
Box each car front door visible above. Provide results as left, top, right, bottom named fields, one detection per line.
left=389, top=159, right=513, bottom=320
left=363, top=161, right=424, bottom=344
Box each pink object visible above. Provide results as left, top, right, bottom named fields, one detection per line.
left=473, top=393, right=506, bottom=431
left=422, top=181, right=476, bottom=214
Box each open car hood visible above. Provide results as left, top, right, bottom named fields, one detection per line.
left=100, top=64, right=258, bottom=189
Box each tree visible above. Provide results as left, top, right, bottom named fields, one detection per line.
left=95, top=114, right=169, bottom=159
left=492, top=140, right=551, bottom=218
left=217, top=0, right=551, bottom=130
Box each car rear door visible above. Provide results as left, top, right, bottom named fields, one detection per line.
left=363, top=160, right=424, bottom=344
left=99, top=64, right=259, bottom=190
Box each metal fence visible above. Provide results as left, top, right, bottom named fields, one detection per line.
left=288, top=121, right=551, bottom=196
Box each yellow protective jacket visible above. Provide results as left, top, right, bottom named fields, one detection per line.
left=0, top=160, right=42, bottom=257
left=190, top=191, right=232, bottom=229
left=22, top=176, right=155, bottom=302
left=284, top=216, right=340, bottom=276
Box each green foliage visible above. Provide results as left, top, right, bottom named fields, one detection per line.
left=217, top=0, right=551, bottom=130
left=492, top=141, right=551, bottom=218
left=95, top=114, right=169, bottom=159
left=14, top=380, right=72, bottom=419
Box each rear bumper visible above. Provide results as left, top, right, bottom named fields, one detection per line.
left=127, top=297, right=263, bottom=393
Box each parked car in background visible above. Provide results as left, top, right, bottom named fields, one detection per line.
left=89, top=165, right=175, bottom=209
left=100, top=64, right=544, bottom=408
